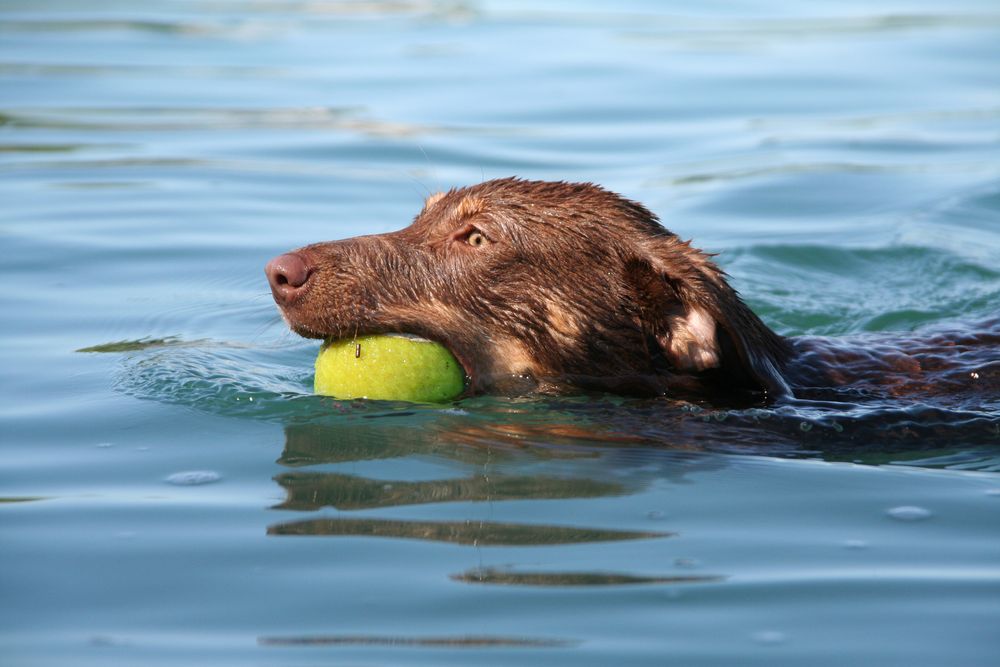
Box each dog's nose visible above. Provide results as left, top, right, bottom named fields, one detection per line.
left=265, top=252, right=312, bottom=304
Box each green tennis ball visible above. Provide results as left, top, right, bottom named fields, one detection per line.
left=314, top=334, right=465, bottom=403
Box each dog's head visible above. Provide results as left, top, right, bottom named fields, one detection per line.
left=266, top=178, right=789, bottom=399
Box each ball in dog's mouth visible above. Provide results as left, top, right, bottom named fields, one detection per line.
left=314, top=333, right=466, bottom=403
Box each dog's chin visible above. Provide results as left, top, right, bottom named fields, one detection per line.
left=286, top=321, right=327, bottom=341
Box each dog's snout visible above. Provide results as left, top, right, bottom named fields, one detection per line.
left=266, top=252, right=312, bottom=304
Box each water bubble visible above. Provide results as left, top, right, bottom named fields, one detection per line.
left=798, top=421, right=812, bottom=432
left=95, top=442, right=114, bottom=449
left=843, top=539, right=868, bottom=550
left=165, top=470, right=221, bottom=486
left=886, top=505, right=932, bottom=521
left=751, top=630, right=787, bottom=646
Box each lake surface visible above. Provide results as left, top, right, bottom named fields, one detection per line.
left=2, top=1, right=999, bottom=665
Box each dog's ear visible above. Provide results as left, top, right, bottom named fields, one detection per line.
left=627, top=235, right=790, bottom=397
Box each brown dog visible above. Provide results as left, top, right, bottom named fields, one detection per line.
left=266, top=178, right=998, bottom=409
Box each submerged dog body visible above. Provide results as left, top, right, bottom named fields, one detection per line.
left=266, top=178, right=998, bottom=408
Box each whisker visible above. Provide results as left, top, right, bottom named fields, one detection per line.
left=248, top=316, right=284, bottom=344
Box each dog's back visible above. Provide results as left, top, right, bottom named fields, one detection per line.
left=787, top=317, right=1000, bottom=411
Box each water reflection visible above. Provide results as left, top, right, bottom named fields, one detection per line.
left=277, top=410, right=649, bottom=467
left=265, top=392, right=998, bottom=559
left=267, top=418, right=676, bottom=548
left=262, top=355, right=1000, bottom=462
left=259, top=634, right=576, bottom=648
left=452, top=568, right=723, bottom=586
left=0, top=106, right=492, bottom=137
left=269, top=517, right=669, bottom=546
left=273, top=471, right=627, bottom=511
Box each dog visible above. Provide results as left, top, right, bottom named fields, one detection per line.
left=266, top=178, right=999, bottom=414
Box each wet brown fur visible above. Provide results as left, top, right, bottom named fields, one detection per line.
left=270, top=178, right=999, bottom=406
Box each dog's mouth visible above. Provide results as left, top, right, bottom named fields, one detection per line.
left=291, top=322, right=474, bottom=395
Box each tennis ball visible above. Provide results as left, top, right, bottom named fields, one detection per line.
left=314, top=334, right=465, bottom=403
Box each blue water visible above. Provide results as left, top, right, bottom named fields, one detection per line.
left=2, top=1, right=999, bottom=665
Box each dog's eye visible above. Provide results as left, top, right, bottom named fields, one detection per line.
left=466, top=230, right=487, bottom=248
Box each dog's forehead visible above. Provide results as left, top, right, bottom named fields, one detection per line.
left=411, top=188, right=492, bottom=235
left=423, top=179, right=567, bottom=214
left=409, top=179, right=655, bottom=244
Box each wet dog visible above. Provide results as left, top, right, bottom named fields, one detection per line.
left=266, top=178, right=999, bottom=411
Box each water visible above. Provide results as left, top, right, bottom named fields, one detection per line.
left=2, top=1, right=999, bottom=665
